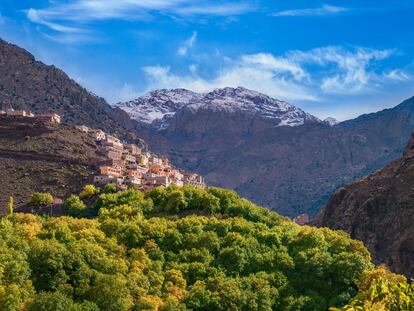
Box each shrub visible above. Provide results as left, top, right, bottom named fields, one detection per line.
left=103, top=183, right=117, bottom=194
left=79, top=185, right=99, bottom=199
left=64, top=195, right=86, bottom=217
left=30, top=192, right=53, bottom=206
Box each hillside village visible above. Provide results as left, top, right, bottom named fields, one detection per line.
left=76, top=124, right=206, bottom=189
left=1, top=106, right=206, bottom=192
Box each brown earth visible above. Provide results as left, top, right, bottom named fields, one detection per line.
left=0, top=117, right=103, bottom=212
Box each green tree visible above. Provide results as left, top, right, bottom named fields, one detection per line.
left=64, top=195, right=87, bottom=217
left=103, top=183, right=117, bottom=194
left=79, top=184, right=99, bottom=199
left=30, top=192, right=53, bottom=206
left=7, top=196, right=13, bottom=215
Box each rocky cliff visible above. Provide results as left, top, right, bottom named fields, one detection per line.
left=314, top=134, right=414, bottom=277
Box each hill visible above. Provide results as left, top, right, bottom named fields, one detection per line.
left=314, top=133, right=414, bottom=277
left=117, top=88, right=414, bottom=217
left=1, top=184, right=412, bottom=310
left=0, top=38, right=141, bottom=143
left=0, top=117, right=103, bottom=211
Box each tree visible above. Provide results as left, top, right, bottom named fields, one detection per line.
left=27, top=292, right=75, bottom=311
left=64, top=195, right=86, bottom=217
left=30, top=192, right=53, bottom=207
left=7, top=196, right=13, bottom=215
left=79, top=185, right=99, bottom=199
left=103, top=183, right=117, bottom=194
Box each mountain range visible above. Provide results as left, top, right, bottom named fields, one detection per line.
left=117, top=88, right=414, bottom=217
left=2, top=38, right=414, bottom=219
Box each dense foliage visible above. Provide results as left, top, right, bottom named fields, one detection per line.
left=0, top=185, right=411, bottom=310
left=331, top=267, right=414, bottom=310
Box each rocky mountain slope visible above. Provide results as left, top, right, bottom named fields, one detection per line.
left=0, top=39, right=141, bottom=142
left=117, top=87, right=322, bottom=129
left=314, top=134, right=414, bottom=277
left=118, top=88, right=414, bottom=217
left=0, top=117, right=103, bottom=211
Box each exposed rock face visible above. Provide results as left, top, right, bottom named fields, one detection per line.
left=117, top=87, right=321, bottom=130
left=119, top=87, right=414, bottom=217
left=0, top=39, right=141, bottom=142
left=314, top=134, right=414, bottom=277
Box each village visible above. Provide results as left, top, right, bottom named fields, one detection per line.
left=76, top=124, right=206, bottom=190
left=0, top=106, right=206, bottom=191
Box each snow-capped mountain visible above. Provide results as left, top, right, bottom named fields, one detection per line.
left=116, top=87, right=322, bottom=129
left=116, top=88, right=203, bottom=124
left=323, top=117, right=339, bottom=126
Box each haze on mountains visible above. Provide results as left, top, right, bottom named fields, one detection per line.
left=314, top=132, right=414, bottom=277
left=118, top=88, right=414, bottom=217
left=2, top=37, right=414, bottom=218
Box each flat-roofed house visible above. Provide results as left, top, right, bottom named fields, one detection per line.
left=106, top=150, right=123, bottom=161
left=183, top=173, right=206, bottom=188
left=76, top=125, right=90, bottom=133
left=126, top=144, right=141, bottom=155
left=94, top=175, right=124, bottom=186
left=126, top=176, right=142, bottom=187
left=100, top=165, right=123, bottom=177
left=91, top=129, right=106, bottom=141
left=106, top=135, right=123, bottom=147
left=144, top=174, right=171, bottom=187
left=7, top=108, right=34, bottom=118
left=35, top=113, right=61, bottom=123
left=123, top=154, right=136, bottom=165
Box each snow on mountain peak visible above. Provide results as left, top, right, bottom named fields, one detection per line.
left=323, top=117, right=339, bottom=126
left=116, top=87, right=322, bottom=129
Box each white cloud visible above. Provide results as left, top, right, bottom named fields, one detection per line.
left=142, top=55, right=317, bottom=101
left=26, top=0, right=252, bottom=36
left=140, top=46, right=410, bottom=102
left=274, top=5, right=349, bottom=17
left=177, top=31, right=197, bottom=56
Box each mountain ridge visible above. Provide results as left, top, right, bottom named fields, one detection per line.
left=0, top=38, right=142, bottom=143
left=119, top=90, right=414, bottom=217
left=116, top=86, right=323, bottom=130
left=314, top=133, right=414, bottom=277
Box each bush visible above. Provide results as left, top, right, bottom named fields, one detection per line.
left=103, top=183, right=117, bottom=194
left=30, top=192, right=53, bottom=206
left=64, top=195, right=86, bottom=217
left=79, top=185, right=100, bottom=199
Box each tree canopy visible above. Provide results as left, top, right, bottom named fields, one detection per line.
left=0, top=185, right=412, bottom=310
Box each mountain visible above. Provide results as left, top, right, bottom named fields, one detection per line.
left=314, top=134, right=414, bottom=277
left=117, top=87, right=322, bottom=130
left=117, top=87, right=414, bottom=217
left=0, top=39, right=141, bottom=142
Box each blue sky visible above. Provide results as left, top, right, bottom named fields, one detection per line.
left=1, top=0, right=414, bottom=120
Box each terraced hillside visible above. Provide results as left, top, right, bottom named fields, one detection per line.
left=0, top=117, right=103, bottom=211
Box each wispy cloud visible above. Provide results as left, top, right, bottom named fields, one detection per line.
left=26, top=0, right=252, bottom=38
left=274, top=5, right=349, bottom=17
left=140, top=46, right=409, bottom=102
left=178, top=31, right=197, bottom=56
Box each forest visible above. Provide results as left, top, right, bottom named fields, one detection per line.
left=0, top=185, right=412, bottom=310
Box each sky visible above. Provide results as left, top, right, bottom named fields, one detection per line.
left=1, top=1, right=414, bottom=120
